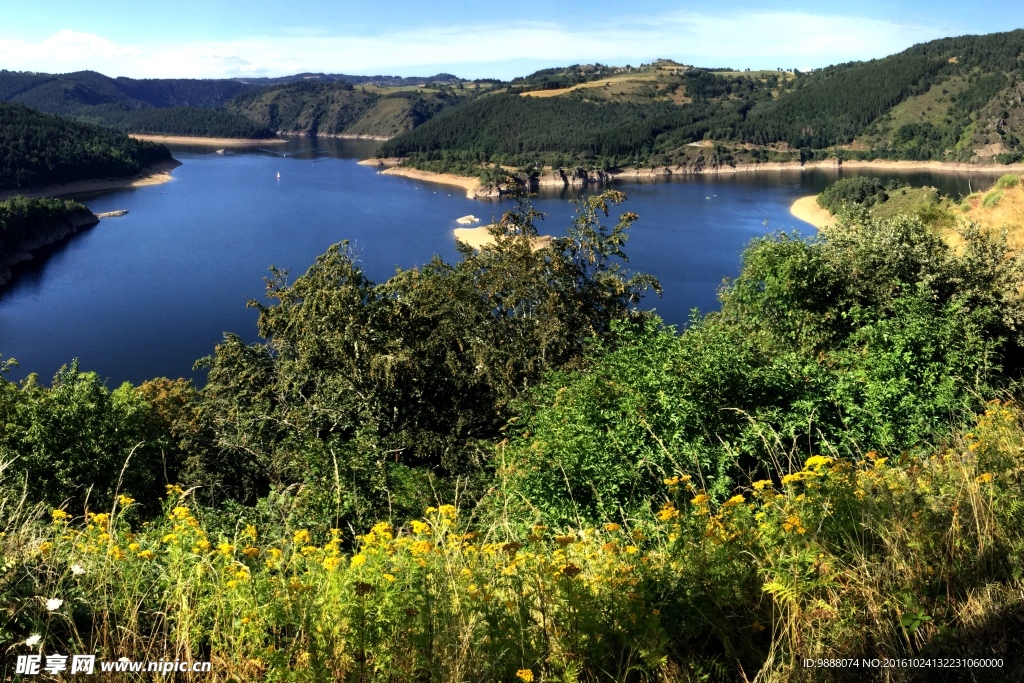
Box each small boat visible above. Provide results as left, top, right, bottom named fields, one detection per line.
left=215, top=149, right=225, bottom=155
left=276, top=172, right=281, bottom=180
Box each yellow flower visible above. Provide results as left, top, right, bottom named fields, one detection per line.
left=516, top=669, right=534, bottom=682
left=293, top=529, right=311, bottom=545
left=410, top=520, right=431, bottom=535
left=137, top=550, right=155, bottom=560
left=242, top=546, right=260, bottom=557
left=625, top=545, right=639, bottom=554
left=691, top=494, right=710, bottom=506
left=603, top=523, right=622, bottom=532
left=350, top=554, right=367, bottom=568
left=170, top=506, right=191, bottom=521
left=383, top=573, right=396, bottom=583
left=722, top=494, right=745, bottom=508
left=656, top=503, right=680, bottom=521
left=751, top=479, right=773, bottom=490
left=438, top=504, right=457, bottom=519
left=196, top=539, right=211, bottom=551
left=781, top=473, right=804, bottom=485
left=90, top=513, right=110, bottom=526
left=323, top=556, right=341, bottom=571
left=218, top=543, right=234, bottom=556
left=51, top=509, right=71, bottom=523
left=162, top=534, right=178, bottom=544
left=165, top=484, right=185, bottom=496
left=976, top=473, right=994, bottom=484
left=803, top=455, right=834, bottom=469
left=128, top=543, right=140, bottom=552
left=117, top=495, right=135, bottom=507
left=226, top=580, right=240, bottom=588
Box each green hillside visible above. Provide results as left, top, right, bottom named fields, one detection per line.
left=380, top=29, right=1024, bottom=172
left=0, top=102, right=171, bottom=190
left=224, top=81, right=463, bottom=137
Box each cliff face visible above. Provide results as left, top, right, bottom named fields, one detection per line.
left=0, top=207, right=99, bottom=286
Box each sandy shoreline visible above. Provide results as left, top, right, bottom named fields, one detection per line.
left=130, top=134, right=287, bottom=146
left=790, top=196, right=834, bottom=229
left=378, top=167, right=486, bottom=198
left=363, top=158, right=1024, bottom=201
left=454, top=225, right=553, bottom=251
left=0, top=159, right=183, bottom=201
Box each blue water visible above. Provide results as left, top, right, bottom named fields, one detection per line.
left=0, top=139, right=1000, bottom=385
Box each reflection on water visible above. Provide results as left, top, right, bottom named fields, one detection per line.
left=0, top=138, right=1009, bottom=385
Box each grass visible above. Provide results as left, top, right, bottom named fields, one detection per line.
left=4, top=403, right=1024, bottom=681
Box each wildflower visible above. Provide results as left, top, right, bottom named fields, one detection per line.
left=128, top=543, right=140, bottom=552
left=656, top=503, right=680, bottom=521
left=242, top=546, right=260, bottom=558
left=293, top=529, right=311, bottom=545
left=117, top=494, right=135, bottom=507
left=51, top=509, right=71, bottom=523
left=166, top=484, right=184, bottom=496
left=625, top=545, right=639, bottom=554
left=350, top=554, right=367, bottom=568
left=976, top=473, right=994, bottom=484
left=752, top=480, right=773, bottom=490
left=38, top=541, right=53, bottom=555
left=90, top=513, right=110, bottom=526
left=781, top=473, right=804, bottom=485
left=722, top=494, right=745, bottom=508
left=425, top=506, right=438, bottom=514
left=71, top=564, right=85, bottom=575
left=410, top=520, right=431, bottom=535
left=691, top=494, right=710, bottom=506
left=218, top=542, right=234, bottom=556
left=438, top=504, right=457, bottom=519
left=383, top=573, right=396, bottom=583
left=803, top=455, right=834, bottom=469
left=170, top=506, right=191, bottom=520
left=604, top=523, right=622, bottom=532
left=227, top=580, right=240, bottom=588
left=555, top=535, right=575, bottom=546
left=196, top=539, right=211, bottom=551
left=137, top=550, right=156, bottom=560
left=162, top=534, right=178, bottom=544
left=516, top=669, right=534, bottom=682
left=46, top=598, right=63, bottom=611
left=25, top=634, right=41, bottom=647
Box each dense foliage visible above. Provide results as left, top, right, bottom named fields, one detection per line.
left=3, top=189, right=1024, bottom=680
left=96, top=106, right=276, bottom=139
left=0, top=103, right=170, bottom=189
left=816, top=176, right=907, bottom=213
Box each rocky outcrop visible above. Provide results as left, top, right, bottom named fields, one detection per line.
left=0, top=208, right=99, bottom=286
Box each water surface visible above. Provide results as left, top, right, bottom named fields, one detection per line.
left=0, top=140, right=1001, bottom=385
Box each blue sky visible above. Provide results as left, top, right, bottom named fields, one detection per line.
left=1, top=1, right=1021, bottom=79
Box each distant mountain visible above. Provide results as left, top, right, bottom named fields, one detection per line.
left=224, top=80, right=462, bottom=138
left=0, top=69, right=466, bottom=139
left=381, top=29, right=1024, bottom=170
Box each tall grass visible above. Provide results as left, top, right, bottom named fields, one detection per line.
left=3, top=403, right=1024, bottom=682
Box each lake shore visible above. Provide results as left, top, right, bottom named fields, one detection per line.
left=363, top=158, right=1024, bottom=201
left=790, top=196, right=834, bottom=229
left=130, top=134, right=287, bottom=146
left=0, top=159, right=183, bottom=201
left=454, top=225, right=553, bottom=251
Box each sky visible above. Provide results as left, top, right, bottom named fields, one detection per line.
left=0, top=0, right=1022, bottom=80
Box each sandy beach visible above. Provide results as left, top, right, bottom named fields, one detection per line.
left=379, top=167, right=486, bottom=198
left=0, top=159, right=183, bottom=201
left=790, top=196, right=834, bottom=229
left=454, top=225, right=553, bottom=251
left=130, top=134, right=287, bottom=146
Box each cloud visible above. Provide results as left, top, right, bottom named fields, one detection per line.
left=0, top=12, right=951, bottom=79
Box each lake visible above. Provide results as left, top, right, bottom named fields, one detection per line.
left=0, top=139, right=1002, bottom=386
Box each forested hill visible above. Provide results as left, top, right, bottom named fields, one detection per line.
left=0, top=103, right=171, bottom=190
left=380, top=29, right=1024, bottom=171
left=223, top=81, right=463, bottom=138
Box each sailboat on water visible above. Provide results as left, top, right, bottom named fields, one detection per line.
left=276, top=172, right=281, bottom=180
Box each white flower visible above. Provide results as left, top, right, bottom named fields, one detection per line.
left=25, top=634, right=41, bottom=647
left=71, top=564, right=85, bottom=576
left=46, top=598, right=63, bottom=611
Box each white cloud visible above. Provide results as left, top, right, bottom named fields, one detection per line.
left=0, top=12, right=950, bottom=79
